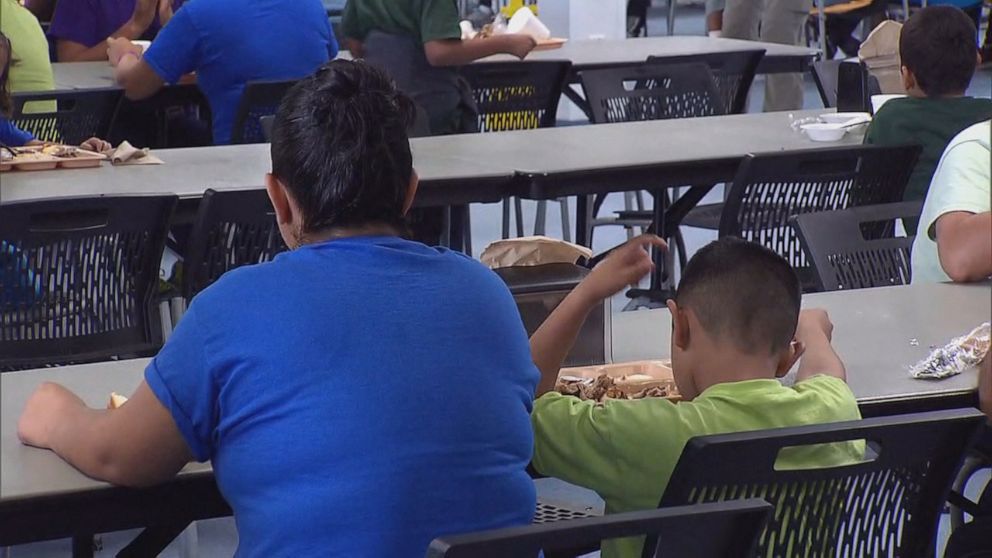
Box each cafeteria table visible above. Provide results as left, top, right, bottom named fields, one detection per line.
left=612, top=282, right=992, bottom=417
left=1, top=110, right=847, bottom=208
left=3, top=283, right=987, bottom=551
left=50, top=36, right=816, bottom=92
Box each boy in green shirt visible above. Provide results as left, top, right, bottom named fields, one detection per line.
left=864, top=5, right=992, bottom=226
left=341, top=0, right=536, bottom=135
left=529, top=236, right=863, bottom=558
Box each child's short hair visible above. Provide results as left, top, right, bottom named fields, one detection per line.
left=270, top=60, right=416, bottom=234
left=675, top=238, right=801, bottom=356
left=900, top=6, right=979, bottom=97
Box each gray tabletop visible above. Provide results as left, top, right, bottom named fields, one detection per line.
left=49, top=37, right=815, bottom=91
left=0, top=109, right=850, bottom=205
left=0, top=359, right=212, bottom=503
left=493, top=36, right=818, bottom=73
left=611, top=282, right=991, bottom=405
left=0, top=139, right=514, bottom=205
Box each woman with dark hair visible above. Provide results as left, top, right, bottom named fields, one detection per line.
left=16, top=60, right=538, bottom=556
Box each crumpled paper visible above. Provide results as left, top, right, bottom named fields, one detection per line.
left=480, top=236, right=592, bottom=269
left=910, top=322, right=990, bottom=380
left=859, top=20, right=905, bottom=95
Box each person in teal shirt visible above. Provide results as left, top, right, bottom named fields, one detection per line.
left=864, top=5, right=992, bottom=231
left=528, top=237, right=863, bottom=558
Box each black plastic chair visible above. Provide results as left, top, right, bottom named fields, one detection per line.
left=812, top=59, right=842, bottom=108
left=260, top=115, right=275, bottom=142
left=646, top=50, right=765, bottom=116
left=11, top=88, right=122, bottom=145
left=182, top=188, right=286, bottom=302
left=461, top=61, right=572, bottom=240
left=653, top=408, right=986, bottom=558
left=230, top=79, right=298, bottom=145
left=790, top=201, right=923, bottom=292
left=427, top=499, right=772, bottom=558
left=581, top=62, right=724, bottom=125
left=0, top=195, right=176, bottom=371
left=718, top=144, right=921, bottom=291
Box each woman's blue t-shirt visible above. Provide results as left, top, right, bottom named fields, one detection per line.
left=145, top=236, right=539, bottom=557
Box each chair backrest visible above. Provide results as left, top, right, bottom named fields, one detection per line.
left=426, top=499, right=772, bottom=558
left=646, top=50, right=765, bottom=115
left=718, top=144, right=921, bottom=284
left=0, top=195, right=176, bottom=371
left=811, top=59, right=841, bottom=108
left=182, top=188, right=286, bottom=301
left=230, top=80, right=298, bottom=144
left=791, top=201, right=923, bottom=291
left=11, top=88, right=122, bottom=145
left=581, top=62, right=725, bottom=124
left=459, top=61, right=572, bottom=132
left=655, top=408, right=986, bottom=558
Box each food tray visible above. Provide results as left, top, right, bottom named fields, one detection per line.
left=0, top=145, right=106, bottom=172
left=535, top=38, right=567, bottom=51
left=556, top=360, right=680, bottom=402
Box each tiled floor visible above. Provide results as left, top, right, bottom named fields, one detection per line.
left=10, top=4, right=991, bottom=557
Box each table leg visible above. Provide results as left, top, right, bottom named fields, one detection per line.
left=71, top=535, right=94, bottom=558
left=562, top=85, right=593, bottom=122
left=574, top=195, right=590, bottom=247
left=116, top=522, right=192, bottom=558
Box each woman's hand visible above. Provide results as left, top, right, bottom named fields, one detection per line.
left=17, top=382, right=85, bottom=451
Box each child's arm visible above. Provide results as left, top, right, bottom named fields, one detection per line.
left=794, top=309, right=847, bottom=383
left=935, top=211, right=992, bottom=283
left=55, top=0, right=160, bottom=62
left=423, top=34, right=537, bottom=67
left=107, top=38, right=167, bottom=100
left=531, top=235, right=666, bottom=397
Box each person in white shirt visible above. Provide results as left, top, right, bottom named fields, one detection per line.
left=911, top=119, right=991, bottom=283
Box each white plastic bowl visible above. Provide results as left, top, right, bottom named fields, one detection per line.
left=819, top=112, right=871, bottom=125
left=802, top=123, right=847, bottom=142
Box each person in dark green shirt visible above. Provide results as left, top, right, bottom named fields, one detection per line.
left=341, top=0, right=537, bottom=135
left=864, top=5, right=992, bottom=229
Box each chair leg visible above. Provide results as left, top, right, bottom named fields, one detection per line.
left=623, top=192, right=637, bottom=241
left=72, top=535, right=94, bottom=558
left=462, top=205, right=473, bottom=257
left=501, top=198, right=511, bottom=239
left=534, top=200, right=548, bottom=236
left=514, top=197, right=525, bottom=238
left=559, top=198, right=572, bottom=243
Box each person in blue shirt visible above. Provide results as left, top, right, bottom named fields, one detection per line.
left=17, top=60, right=538, bottom=557
left=105, top=0, right=338, bottom=144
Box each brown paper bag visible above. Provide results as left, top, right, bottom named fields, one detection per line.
left=859, top=20, right=906, bottom=95
left=480, top=236, right=593, bottom=269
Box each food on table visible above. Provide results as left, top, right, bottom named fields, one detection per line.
left=41, top=144, right=81, bottom=158
left=910, top=322, right=990, bottom=380
left=555, top=372, right=679, bottom=403
left=107, top=392, right=129, bottom=409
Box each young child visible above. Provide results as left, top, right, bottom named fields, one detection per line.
left=529, top=236, right=863, bottom=558
left=341, top=0, right=537, bottom=135
left=0, top=31, right=109, bottom=150
left=864, top=6, right=992, bottom=224
left=911, top=119, right=991, bottom=283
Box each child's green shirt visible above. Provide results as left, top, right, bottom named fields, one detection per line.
left=531, top=375, right=863, bottom=558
